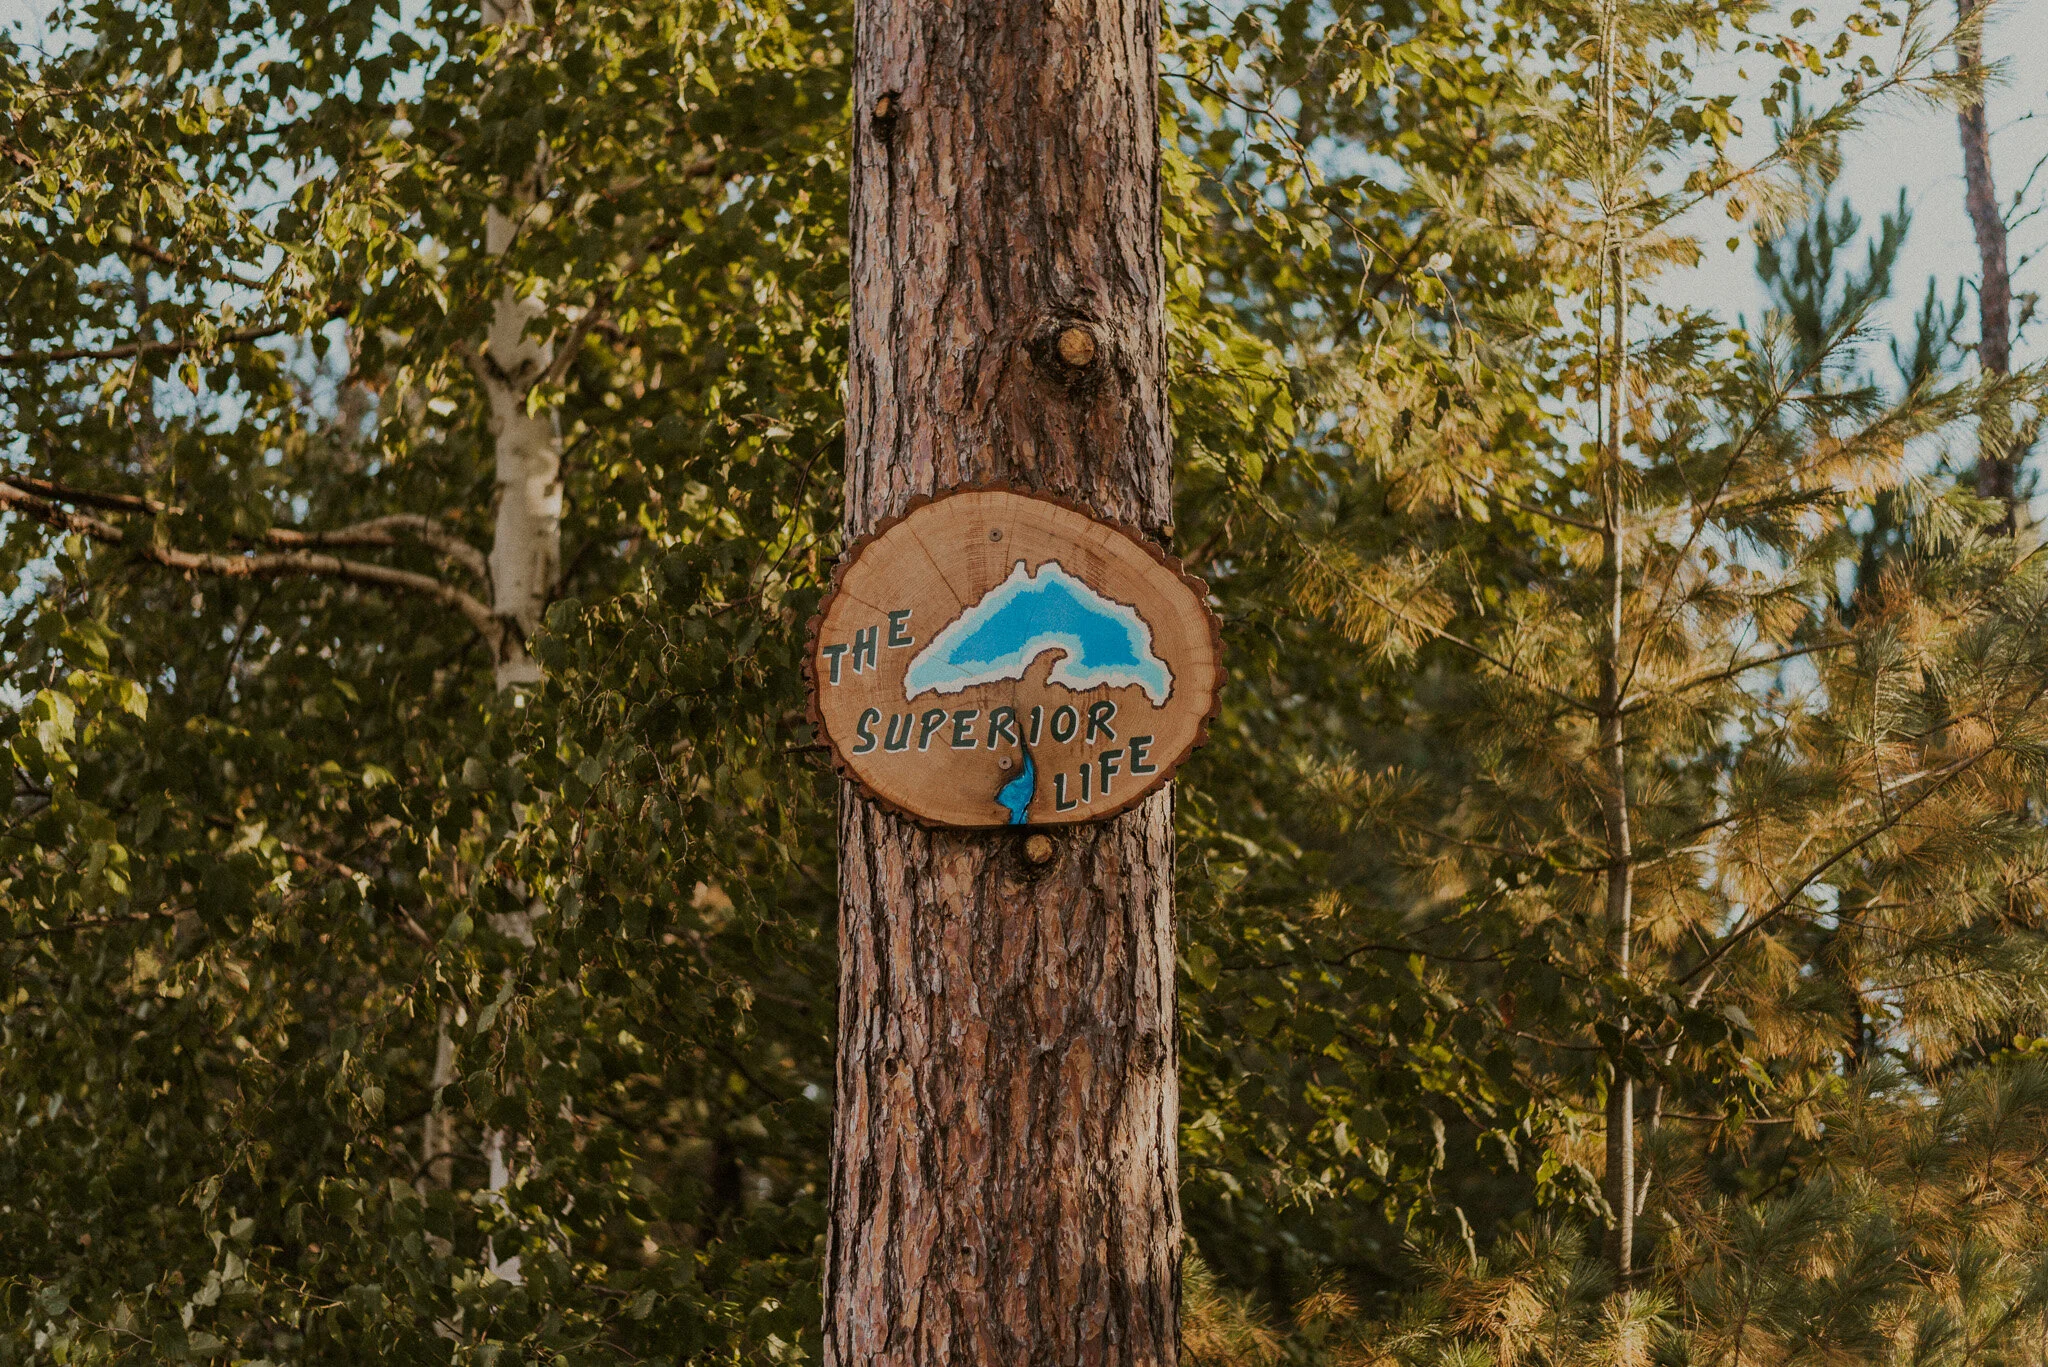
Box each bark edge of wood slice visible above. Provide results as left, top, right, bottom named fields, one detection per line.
left=806, top=484, right=1222, bottom=828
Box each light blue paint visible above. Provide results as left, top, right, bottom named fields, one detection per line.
left=996, top=749, right=1036, bottom=824
left=904, top=560, right=1173, bottom=704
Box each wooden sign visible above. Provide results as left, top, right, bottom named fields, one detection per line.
left=807, top=487, right=1222, bottom=828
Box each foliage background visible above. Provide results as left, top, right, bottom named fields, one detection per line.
left=4, top=0, right=2048, bottom=1363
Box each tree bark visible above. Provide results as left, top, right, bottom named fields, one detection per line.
left=1597, top=0, right=1636, bottom=1284
left=825, top=0, right=1181, bottom=1359
left=480, top=0, right=561, bottom=688
left=414, top=0, right=559, bottom=1243
left=1955, top=0, right=2017, bottom=522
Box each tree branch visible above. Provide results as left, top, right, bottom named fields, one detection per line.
left=0, top=479, right=501, bottom=644
left=0, top=322, right=300, bottom=367
left=1675, top=744, right=2000, bottom=987
left=263, top=514, right=490, bottom=583
left=541, top=292, right=614, bottom=391
left=4, top=479, right=489, bottom=582
left=1624, top=638, right=1854, bottom=712
left=0, top=474, right=177, bottom=515
left=2, top=908, right=181, bottom=943
left=124, top=237, right=271, bottom=289
left=1454, top=468, right=1605, bottom=533
left=0, top=301, right=347, bottom=367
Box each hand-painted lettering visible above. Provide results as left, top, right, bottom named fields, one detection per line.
left=986, top=706, right=1020, bottom=748
left=851, top=625, right=879, bottom=674
left=807, top=487, right=1221, bottom=826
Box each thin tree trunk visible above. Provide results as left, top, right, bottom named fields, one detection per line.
left=1597, top=0, right=1636, bottom=1285
left=417, top=0, right=559, bottom=1225
left=419, top=1009, right=457, bottom=1192
left=479, top=0, right=561, bottom=688
left=1598, top=322, right=1636, bottom=1283
left=825, top=0, right=1180, bottom=1358
left=1955, top=0, right=2017, bottom=523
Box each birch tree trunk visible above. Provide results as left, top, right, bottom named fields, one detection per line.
left=418, top=0, right=560, bottom=1221
left=824, top=0, right=1181, bottom=1358
left=471, top=2, right=554, bottom=1258
left=480, top=0, right=561, bottom=689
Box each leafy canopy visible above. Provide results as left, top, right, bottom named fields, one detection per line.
left=4, top=0, right=2048, bottom=1362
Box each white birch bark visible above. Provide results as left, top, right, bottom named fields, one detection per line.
left=418, top=1013, right=458, bottom=1193
left=417, top=0, right=556, bottom=1245
left=480, top=0, right=560, bottom=690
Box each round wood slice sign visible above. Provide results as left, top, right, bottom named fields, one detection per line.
left=807, top=487, right=1223, bottom=828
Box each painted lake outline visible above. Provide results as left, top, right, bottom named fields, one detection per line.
left=902, top=559, right=1175, bottom=705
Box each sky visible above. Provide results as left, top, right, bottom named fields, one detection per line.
left=1672, top=0, right=2048, bottom=372
left=1, top=0, right=2040, bottom=365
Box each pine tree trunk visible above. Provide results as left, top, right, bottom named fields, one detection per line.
left=824, top=0, right=1181, bottom=1359
left=1955, top=0, right=2017, bottom=521
left=1596, top=3, right=1636, bottom=1283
